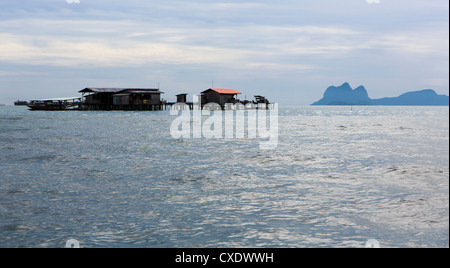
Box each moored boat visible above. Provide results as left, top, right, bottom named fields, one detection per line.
left=28, top=97, right=82, bottom=111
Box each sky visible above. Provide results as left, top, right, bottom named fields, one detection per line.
left=0, top=0, right=448, bottom=105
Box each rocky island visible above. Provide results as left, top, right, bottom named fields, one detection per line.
left=312, top=82, right=449, bottom=106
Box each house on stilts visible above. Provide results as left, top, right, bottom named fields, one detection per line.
left=201, top=88, right=241, bottom=108
left=79, top=88, right=166, bottom=110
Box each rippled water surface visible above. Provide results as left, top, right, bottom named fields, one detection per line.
left=0, top=106, right=448, bottom=248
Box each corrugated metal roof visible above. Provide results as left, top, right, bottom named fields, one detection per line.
left=203, top=88, right=241, bottom=94
left=79, top=88, right=124, bottom=93
left=30, top=97, right=81, bottom=101
left=126, top=90, right=164, bottom=94
left=79, top=88, right=161, bottom=93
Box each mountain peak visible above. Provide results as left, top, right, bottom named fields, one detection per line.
left=354, top=85, right=369, bottom=98
left=315, top=83, right=372, bottom=105
left=339, top=82, right=352, bottom=90
left=418, top=89, right=437, bottom=95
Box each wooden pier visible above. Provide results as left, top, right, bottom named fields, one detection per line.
left=79, top=103, right=173, bottom=111
left=26, top=87, right=272, bottom=111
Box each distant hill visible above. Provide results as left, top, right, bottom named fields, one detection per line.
left=372, top=89, right=449, bottom=106
left=312, top=83, right=449, bottom=106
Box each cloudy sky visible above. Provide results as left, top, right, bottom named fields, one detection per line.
left=0, top=0, right=448, bottom=105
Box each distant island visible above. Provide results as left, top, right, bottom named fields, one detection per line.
left=312, top=82, right=449, bottom=106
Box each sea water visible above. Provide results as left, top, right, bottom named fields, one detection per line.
left=0, top=106, right=448, bottom=248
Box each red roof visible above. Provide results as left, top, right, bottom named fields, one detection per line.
left=204, top=88, right=241, bottom=95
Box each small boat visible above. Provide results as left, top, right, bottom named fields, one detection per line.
left=14, top=100, right=29, bottom=106
left=28, top=97, right=82, bottom=111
